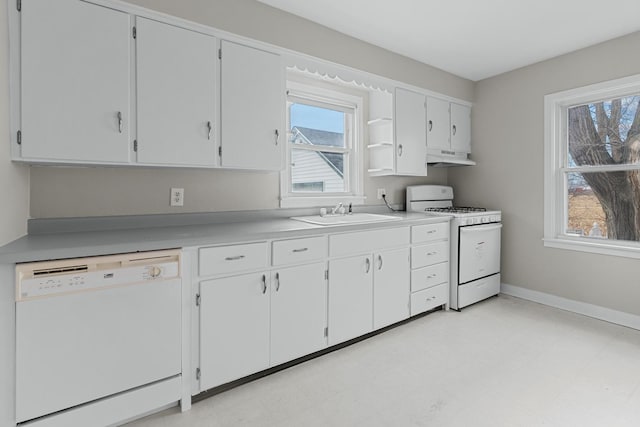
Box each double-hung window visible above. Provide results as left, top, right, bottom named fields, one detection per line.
left=544, top=74, right=640, bottom=258
left=280, top=81, right=364, bottom=208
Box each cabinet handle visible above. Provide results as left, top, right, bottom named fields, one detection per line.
left=427, top=230, right=436, bottom=234
left=117, top=112, right=123, bottom=133
left=452, top=124, right=457, bottom=136
left=207, top=121, right=212, bottom=140
left=365, top=257, right=371, bottom=273
left=225, top=255, right=245, bottom=261
left=428, top=120, right=433, bottom=132
left=398, top=144, right=403, bottom=156
left=427, top=251, right=438, bottom=256
left=427, top=274, right=437, bottom=279
left=274, top=129, right=279, bottom=145
left=275, top=272, right=280, bottom=292
left=377, top=254, right=383, bottom=270
left=292, top=247, right=308, bottom=253
left=261, top=274, right=267, bottom=294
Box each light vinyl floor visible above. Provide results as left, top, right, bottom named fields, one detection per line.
left=127, top=295, right=640, bottom=426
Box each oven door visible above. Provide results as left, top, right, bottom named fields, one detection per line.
left=458, top=223, right=502, bottom=284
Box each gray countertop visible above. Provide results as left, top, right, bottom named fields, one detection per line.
left=0, top=212, right=449, bottom=264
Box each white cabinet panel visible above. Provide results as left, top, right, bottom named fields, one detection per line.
left=272, top=236, right=327, bottom=266
left=329, top=227, right=410, bottom=257
left=136, top=18, right=216, bottom=166
left=21, top=0, right=131, bottom=163
left=270, top=263, right=327, bottom=365
left=199, top=273, right=270, bottom=389
left=410, top=283, right=448, bottom=316
left=426, top=97, right=450, bottom=152
left=373, top=248, right=410, bottom=329
left=220, top=40, right=283, bottom=170
left=450, top=103, right=471, bottom=153
left=199, top=242, right=268, bottom=277
left=328, top=255, right=373, bottom=345
left=394, top=88, right=427, bottom=176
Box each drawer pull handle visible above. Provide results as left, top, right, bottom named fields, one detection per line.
left=427, top=274, right=437, bottom=279
left=261, top=274, right=267, bottom=294
left=378, top=255, right=383, bottom=270
left=427, top=251, right=438, bottom=256
left=225, top=255, right=245, bottom=261
left=427, top=230, right=436, bottom=234
left=292, top=248, right=309, bottom=253
left=365, top=257, right=371, bottom=273
left=275, top=272, right=280, bottom=292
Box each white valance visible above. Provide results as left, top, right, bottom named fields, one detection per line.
left=283, top=54, right=393, bottom=93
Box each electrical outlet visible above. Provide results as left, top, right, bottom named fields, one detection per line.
left=377, top=188, right=386, bottom=200
left=170, top=188, right=184, bottom=207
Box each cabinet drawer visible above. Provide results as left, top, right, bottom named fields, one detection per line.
left=411, top=262, right=449, bottom=292
left=458, top=274, right=501, bottom=309
left=411, top=241, right=448, bottom=268
left=411, top=283, right=448, bottom=316
left=412, top=222, right=449, bottom=244
left=272, top=236, right=327, bottom=266
left=199, top=242, right=268, bottom=276
left=329, top=227, right=410, bottom=257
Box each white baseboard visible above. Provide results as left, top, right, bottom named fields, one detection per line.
left=500, top=283, right=640, bottom=330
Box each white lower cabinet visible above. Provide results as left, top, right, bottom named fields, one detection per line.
left=270, top=263, right=327, bottom=366
left=199, top=272, right=270, bottom=390
left=373, top=247, right=410, bottom=329
left=199, top=262, right=327, bottom=390
left=328, top=247, right=411, bottom=345
left=196, top=221, right=447, bottom=392
left=328, top=255, right=374, bottom=346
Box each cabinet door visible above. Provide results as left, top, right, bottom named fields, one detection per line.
left=136, top=18, right=216, bottom=166
left=450, top=103, right=471, bottom=153
left=200, top=272, right=270, bottom=390
left=270, top=263, right=327, bottom=366
left=426, top=97, right=451, bottom=152
left=328, top=255, right=373, bottom=346
left=373, top=248, right=410, bottom=329
left=21, top=0, right=131, bottom=163
left=394, top=88, right=427, bottom=176
left=220, top=40, right=283, bottom=170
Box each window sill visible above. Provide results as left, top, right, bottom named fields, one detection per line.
left=543, top=237, right=640, bottom=259
left=280, top=195, right=366, bottom=209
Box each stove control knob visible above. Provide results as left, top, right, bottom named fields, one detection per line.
left=475, top=217, right=481, bottom=224
left=482, top=217, right=489, bottom=223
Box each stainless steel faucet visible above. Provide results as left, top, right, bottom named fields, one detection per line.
left=331, top=202, right=343, bottom=215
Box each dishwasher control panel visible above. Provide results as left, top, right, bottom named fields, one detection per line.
left=15, top=250, right=181, bottom=301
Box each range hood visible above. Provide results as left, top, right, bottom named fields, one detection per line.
left=427, top=149, right=476, bottom=167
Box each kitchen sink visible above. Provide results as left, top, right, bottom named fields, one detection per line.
left=290, top=213, right=402, bottom=226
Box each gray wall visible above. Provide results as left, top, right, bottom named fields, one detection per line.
left=28, top=0, right=474, bottom=218
left=0, top=0, right=29, bottom=245
left=449, top=31, right=640, bottom=316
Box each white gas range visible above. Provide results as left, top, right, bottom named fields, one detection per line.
left=406, top=185, right=502, bottom=310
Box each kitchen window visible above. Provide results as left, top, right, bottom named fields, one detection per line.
left=280, top=81, right=364, bottom=208
left=544, top=74, right=640, bottom=258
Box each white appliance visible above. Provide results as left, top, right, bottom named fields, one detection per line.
left=14, top=250, right=183, bottom=426
left=406, top=186, right=502, bottom=310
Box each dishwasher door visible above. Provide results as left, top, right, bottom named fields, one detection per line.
left=15, top=251, right=182, bottom=423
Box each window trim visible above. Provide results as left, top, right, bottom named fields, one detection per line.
left=544, top=73, right=640, bottom=259
left=280, top=81, right=365, bottom=208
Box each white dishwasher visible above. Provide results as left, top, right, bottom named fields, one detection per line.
left=15, top=250, right=182, bottom=426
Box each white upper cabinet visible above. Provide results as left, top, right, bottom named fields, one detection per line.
left=20, top=0, right=131, bottom=163
left=394, top=88, right=427, bottom=176
left=219, top=40, right=284, bottom=171
left=136, top=18, right=216, bottom=166
left=426, top=96, right=451, bottom=152
left=450, top=103, right=471, bottom=153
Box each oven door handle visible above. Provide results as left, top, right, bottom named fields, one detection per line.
left=461, top=223, right=502, bottom=233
